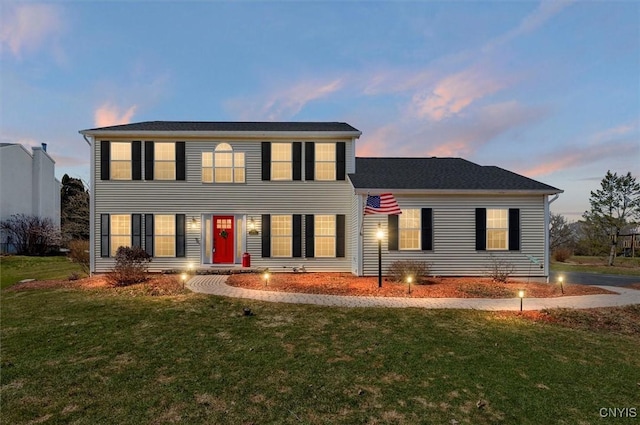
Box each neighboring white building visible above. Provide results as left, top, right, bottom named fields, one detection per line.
left=0, top=143, right=61, bottom=252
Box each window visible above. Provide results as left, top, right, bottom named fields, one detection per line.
left=271, top=215, right=292, bottom=257
left=154, top=215, right=176, bottom=257
left=202, top=144, right=245, bottom=183
left=315, top=215, right=336, bottom=257
left=315, top=143, right=336, bottom=181
left=399, top=209, right=421, bottom=250
left=111, top=142, right=131, bottom=180
left=271, top=143, right=292, bottom=181
left=155, top=142, right=175, bottom=180
left=110, top=215, right=131, bottom=256
left=487, top=209, right=508, bottom=250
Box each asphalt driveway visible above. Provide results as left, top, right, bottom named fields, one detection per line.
left=550, top=271, right=640, bottom=287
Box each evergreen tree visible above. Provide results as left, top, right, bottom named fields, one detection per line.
left=60, top=174, right=90, bottom=243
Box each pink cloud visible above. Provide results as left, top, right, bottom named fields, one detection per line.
left=94, top=103, right=138, bottom=127
left=0, top=4, right=64, bottom=58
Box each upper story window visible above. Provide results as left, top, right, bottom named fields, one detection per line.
left=271, top=215, right=292, bottom=257
left=315, top=215, right=336, bottom=257
left=271, top=143, right=292, bottom=181
left=399, top=209, right=421, bottom=250
left=202, top=143, right=245, bottom=183
left=315, top=143, right=336, bottom=181
left=154, top=142, right=176, bottom=180
left=487, top=209, right=508, bottom=250
left=111, top=142, right=132, bottom=180
left=110, top=214, right=131, bottom=256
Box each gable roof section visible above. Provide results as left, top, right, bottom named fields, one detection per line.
left=349, top=157, right=562, bottom=194
left=80, top=121, right=360, bottom=135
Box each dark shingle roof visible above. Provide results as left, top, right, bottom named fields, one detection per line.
left=349, top=157, right=561, bottom=193
left=81, top=121, right=360, bottom=133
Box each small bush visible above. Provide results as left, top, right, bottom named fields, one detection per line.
left=387, top=260, right=431, bottom=284
left=68, top=272, right=80, bottom=281
left=553, top=247, right=572, bottom=263
left=486, top=256, right=515, bottom=283
left=106, top=246, right=151, bottom=287
left=68, top=239, right=90, bottom=274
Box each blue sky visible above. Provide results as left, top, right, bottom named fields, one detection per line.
left=1, top=0, right=638, bottom=221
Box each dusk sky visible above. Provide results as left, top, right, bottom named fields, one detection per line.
left=1, top=1, right=638, bottom=221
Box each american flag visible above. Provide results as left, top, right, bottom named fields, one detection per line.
left=364, top=193, right=402, bottom=215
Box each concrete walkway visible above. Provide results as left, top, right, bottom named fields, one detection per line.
left=187, top=275, right=640, bottom=311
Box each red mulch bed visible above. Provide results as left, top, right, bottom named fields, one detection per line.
left=227, top=272, right=615, bottom=298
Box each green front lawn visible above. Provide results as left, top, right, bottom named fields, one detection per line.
left=551, top=255, right=640, bottom=276
left=2, top=285, right=638, bottom=424
left=0, top=255, right=86, bottom=289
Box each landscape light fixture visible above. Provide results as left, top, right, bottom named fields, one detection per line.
left=181, top=273, right=187, bottom=289
left=558, top=276, right=564, bottom=294
left=407, top=275, right=413, bottom=294
left=518, top=289, right=525, bottom=311
left=263, top=271, right=270, bottom=286
left=376, top=223, right=384, bottom=288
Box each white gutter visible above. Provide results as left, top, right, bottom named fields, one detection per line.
left=351, top=188, right=564, bottom=196
left=544, top=194, right=560, bottom=282
left=79, top=130, right=362, bottom=140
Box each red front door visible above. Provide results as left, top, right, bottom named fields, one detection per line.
left=213, top=216, right=234, bottom=264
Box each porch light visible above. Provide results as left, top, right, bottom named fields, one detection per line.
left=376, top=223, right=384, bottom=288
left=518, top=289, right=525, bottom=311
left=188, top=262, right=194, bottom=272
left=248, top=218, right=259, bottom=235
left=190, top=217, right=197, bottom=229
left=558, top=276, right=564, bottom=294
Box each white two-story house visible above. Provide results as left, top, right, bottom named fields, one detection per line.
left=80, top=121, right=562, bottom=278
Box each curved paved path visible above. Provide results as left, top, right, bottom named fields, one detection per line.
left=187, top=275, right=640, bottom=311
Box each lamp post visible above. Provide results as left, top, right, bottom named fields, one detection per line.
left=558, top=276, right=564, bottom=294
left=518, top=289, right=525, bottom=311
left=376, top=223, right=384, bottom=288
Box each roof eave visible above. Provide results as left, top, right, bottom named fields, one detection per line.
left=352, top=188, right=564, bottom=196
left=78, top=129, right=362, bottom=140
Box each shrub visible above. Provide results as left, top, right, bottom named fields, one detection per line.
left=106, top=246, right=151, bottom=287
left=553, top=247, right=572, bottom=263
left=68, top=239, right=90, bottom=275
left=0, top=214, right=61, bottom=255
left=485, top=256, right=515, bottom=283
left=387, top=260, right=431, bottom=284
left=68, top=272, right=80, bottom=281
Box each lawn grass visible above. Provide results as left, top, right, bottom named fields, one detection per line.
left=0, top=255, right=85, bottom=289
left=2, top=286, right=639, bottom=424
left=551, top=255, right=640, bottom=276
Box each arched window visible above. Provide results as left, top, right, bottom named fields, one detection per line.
left=202, top=143, right=245, bottom=183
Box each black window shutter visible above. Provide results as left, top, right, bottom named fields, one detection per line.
left=261, top=215, right=271, bottom=257
left=100, top=141, right=110, bottom=180
left=421, top=208, right=433, bottom=251
left=145, top=214, right=154, bottom=256
left=293, top=215, right=302, bottom=257
left=145, top=142, right=154, bottom=180
left=293, top=142, right=302, bottom=181
left=388, top=215, right=399, bottom=251
left=305, top=142, right=315, bottom=181
left=100, top=214, right=110, bottom=257
left=261, top=142, right=271, bottom=181
left=305, top=215, right=315, bottom=258
left=336, top=142, right=346, bottom=181
left=132, top=141, right=142, bottom=180
left=476, top=208, right=487, bottom=251
left=176, top=142, right=186, bottom=181
left=176, top=214, right=186, bottom=257
left=132, top=214, right=142, bottom=248
left=336, top=215, right=346, bottom=257
left=509, top=208, right=520, bottom=251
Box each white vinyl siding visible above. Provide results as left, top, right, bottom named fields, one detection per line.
left=271, top=143, right=292, bottom=181
left=110, top=214, right=131, bottom=256
left=315, top=143, right=336, bottom=181
left=271, top=215, right=292, bottom=257
left=315, top=215, right=336, bottom=257
left=399, top=209, right=420, bottom=250
left=487, top=209, right=508, bottom=250
left=154, top=215, right=175, bottom=257
left=155, top=142, right=176, bottom=180
left=111, top=142, right=131, bottom=180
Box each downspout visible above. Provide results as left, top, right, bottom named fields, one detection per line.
left=83, top=134, right=95, bottom=276
left=545, top=194, right=560, bottom=282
